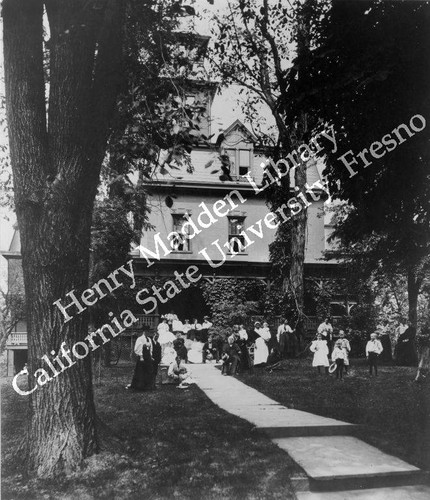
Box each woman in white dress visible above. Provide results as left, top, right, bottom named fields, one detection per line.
left=157, top=318, right=176, bottom=358
left=254, top=323, right=271, bottom=366
left=310, top=333, right=329, bottom=374
left=187, top=339, right=204, bottom=364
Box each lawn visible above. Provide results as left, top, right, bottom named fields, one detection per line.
left=238, top=358, right=430, bottom=470
left=2, top=361, right=300, bottom=500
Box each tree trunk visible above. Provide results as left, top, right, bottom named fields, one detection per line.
left=407, top=268, right=419, bottom=332
left=3, top=0, right=124, bottom=476
left=289, top=160, right=307, bottom=349
left=23, top=209, right=99, bottom=476
left=407, top=268, right=419, bottom=366
left=286, top=2, right=312, bottom=349
left=415, top=305, right=430, bottom=382
left=103, top=342, right=112, bottom=367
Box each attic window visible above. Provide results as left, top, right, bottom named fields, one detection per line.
left=239, top=149, right=250, bottom=176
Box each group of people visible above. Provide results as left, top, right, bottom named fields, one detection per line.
left=158, top=313, right=213, bottom=342
left=127, top=312, right=215, bottom=391
left=157, top=317, right=299, bottom=379
left=310, top=328, right=350, bottom=379
left=127, top=313, right=421, bottom=390
left=154, top=313, right=214, bottom=364
left=309, top=317, right=398, bottom=379
left=220, top=320, right=298, bottom=375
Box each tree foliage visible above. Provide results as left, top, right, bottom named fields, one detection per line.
left=294, top=0, right=430, bottom=327
left=2, top=0, right=209, bottom=477
left=201, top=278, right=266, bottom=337
left=209, top=0, right=327, bottom=337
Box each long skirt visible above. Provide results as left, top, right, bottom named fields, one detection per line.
left=254, top=337, right=269, bottom=366
left=130, top=358, right=153, bottom=391
left=396, top=340, right=418, bottom=366
left=239, top=343, right=252, bottom=370
left=286, top=334, right=297, bottom=358
left=312, top=351, right=329, bottom=367
left=188, top=349, right=203, bottom=364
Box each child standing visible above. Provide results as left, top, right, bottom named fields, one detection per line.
left=366, top=333, right=383, bottom=376
left=338, top=330, right=351, bottom=374
left=310, top=333, right=329, bottom=374
left=332, top=340, right=347, bottom=380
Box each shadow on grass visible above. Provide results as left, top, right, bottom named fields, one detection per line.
left=238, top=358, right=430, bottom=470
left=2, top=362, right=300, bottom=500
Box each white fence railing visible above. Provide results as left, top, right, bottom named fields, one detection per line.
left=7, top=333, right=27, bottom=346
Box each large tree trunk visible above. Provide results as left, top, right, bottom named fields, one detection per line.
left=23, top=206, right=98, bottom=475
left=285, top=2, right=311, bottom=349
left=3, top=0, right=124, bottom=477
left=289, top=160, right=307, bottom=350
left=407, top=268, right=419, bottom=367
left=407, top=268, right=419, bottom=331
left=415, top=304, right=430, bottom=382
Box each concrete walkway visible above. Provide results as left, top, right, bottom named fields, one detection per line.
left=190, top=364, right=429, bottom=499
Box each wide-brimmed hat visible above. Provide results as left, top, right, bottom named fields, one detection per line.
left=329, top=362, right=337, bottom=374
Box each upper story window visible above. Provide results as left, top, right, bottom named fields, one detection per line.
left=239, top=150, right=251, bottom=176
left=226, top=149, right=236, bottom=175
left=171, top=214, right=191, bottom=252
left=224, top=148, right=252, bottom=179
left=228, top=216, right=246, bottom=253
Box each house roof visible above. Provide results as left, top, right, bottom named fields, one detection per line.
left=222, top=119, right=258, bottom=144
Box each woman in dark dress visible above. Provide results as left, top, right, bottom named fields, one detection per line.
left=234, top=326, right=252, bottom=371
left=128, top=332, right=154, bottom=391
left=151, top=333, right=162, bottom=389
left=396, top=325, right=418, bottom=366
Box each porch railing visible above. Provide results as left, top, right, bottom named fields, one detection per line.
left=6, top=333, right=28, bottom=346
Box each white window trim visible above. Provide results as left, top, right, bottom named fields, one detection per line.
left=171, top=213, right=192, bottom=254
left=227, top=215, right=248, bottom=255
left=226, top=147, right=253, bottom=179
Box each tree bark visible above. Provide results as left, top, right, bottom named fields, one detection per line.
left=407, top=268, right=419, bottom=331
left=407, top=268, right=419, bottom=367
left=415, top=307, right=430, bottom=382
left=3, top=0, right=124, bottom=477
left=289, top=159, right=307, bottom=348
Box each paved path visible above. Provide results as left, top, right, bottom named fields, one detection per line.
left=190, top=364, right=429, bottom=499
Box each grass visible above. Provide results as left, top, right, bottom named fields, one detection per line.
left=238, top=357, right=430, bottom=470
left=2, top=361, right=299, bottom=500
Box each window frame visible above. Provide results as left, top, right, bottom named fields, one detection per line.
left=227, top=215, right=247, bottom=254
left=225, top=147, right=253, bottom=180
left=171, top=213, right=192, bottom=253
left=239, top=149, right=251, bottom=177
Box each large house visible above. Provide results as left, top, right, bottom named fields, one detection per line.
left=2, top=34, right=345, bottom=376
left=130, top=110, right=336, bottom=321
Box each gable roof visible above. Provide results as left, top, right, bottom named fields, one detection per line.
left=222, top=119, right=257, bottom=144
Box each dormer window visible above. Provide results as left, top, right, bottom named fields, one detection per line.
left=225, top=148, right=251, bottom=179
left=239, top=150, right=251, bottom=176
left=220, top=121, right=255, bottom=180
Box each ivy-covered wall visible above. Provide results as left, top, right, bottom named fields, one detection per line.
left=200, top=278, right=267, bottom=338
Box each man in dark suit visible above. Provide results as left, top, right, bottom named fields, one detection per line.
left=221, top=335, right=241, bottom=375
left=203, top=334, right=219, bottom=363
left=150, top=332, right=162, bottom=389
